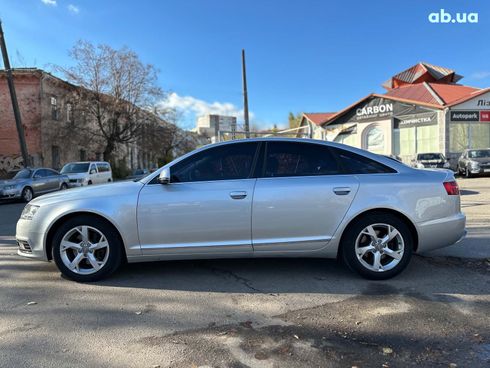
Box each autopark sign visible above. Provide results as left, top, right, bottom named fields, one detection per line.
left=450, top=110, right=490, bottom=122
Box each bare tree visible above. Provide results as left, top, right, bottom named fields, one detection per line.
left=56, top=40, right=163, bottom=162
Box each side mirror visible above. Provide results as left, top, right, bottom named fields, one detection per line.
left=158, top=168, right=171, bottom=185
left=90, top=169, right=97, bottom=174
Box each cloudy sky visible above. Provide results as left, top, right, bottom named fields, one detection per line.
left=1, top=0, right=489, bottom=129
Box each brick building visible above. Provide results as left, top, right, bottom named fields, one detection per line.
left=0, top=68, right=203, bottom=176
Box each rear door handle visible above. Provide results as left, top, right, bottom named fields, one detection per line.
left=230, top=191, right=247, bottom=200
left=333, top=187, right=351, bottom=195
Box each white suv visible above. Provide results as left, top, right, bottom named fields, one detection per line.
left=60, top=161, right=113, bottom=188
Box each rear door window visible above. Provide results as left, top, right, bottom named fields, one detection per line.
left=330, top=147, right=397, bottom=174
left=264, top=141, right=341, bottom=177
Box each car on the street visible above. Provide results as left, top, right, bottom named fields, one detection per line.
left=126, top=168, right=150, bottom=181
left=411, top=153, right=451, bottom=170
left=457, top=148, right=490, bottom=178
left=60, top=161, right=112, bottom=187
left=0, top=168, right=69, bottom=202
left=16, top=138, right=466, bottom=282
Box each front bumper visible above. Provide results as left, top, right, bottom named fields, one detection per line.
left=16, top=218, right=49, bottom=261
left=0, top=188, right=22, bottom=200
left=416, top=213, right=466, bottom=253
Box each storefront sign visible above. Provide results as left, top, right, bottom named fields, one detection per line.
left=481, top=111, right=490, bottom=121
left=450, top=110, right=490, bottom=122
left=333, top=97, right=436, bottom=125
left=394, top=112, right=438, bottom=128
left=450, top=111, right=480, bottom=121
left=477, top=99, right=490, bottom=107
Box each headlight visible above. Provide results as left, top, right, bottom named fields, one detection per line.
left=416, top=163, right=425, bottom=169
left=3, top=185, right=16, bottom=190
left=443, top=162, right=451, bottom=168
left=469, top=161, right=480, bottom=168
left=20, top=204, right=40, bottom=220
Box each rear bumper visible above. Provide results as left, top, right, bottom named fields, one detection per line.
left=415, top=213, right=466, bottom=253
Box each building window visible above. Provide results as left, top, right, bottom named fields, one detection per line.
left=364, top=125, right=385, bottom=154
left=66, top=103, right=73, bottom=123
left=51, top=97, right=58, bottom=120
left=394, top=125, right=438, bottom=156
left=416, top=125, right=438, bottom=153
left=450, top=123, right=490, bottom=152
left=51, top=145, right=60, bottom=169
left=79, top=149, right=86, bottom=161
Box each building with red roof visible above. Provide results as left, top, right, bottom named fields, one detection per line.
left=311, top=62, right=490, bottom=167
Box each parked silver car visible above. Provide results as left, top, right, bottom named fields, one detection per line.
left=457, top=148, right=490, bottom=178
left=1, top=168, right=69, bottom=202
left=16, top=139, right=466, bottom=281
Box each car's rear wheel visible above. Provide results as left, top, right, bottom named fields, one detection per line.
left=21, top=187, right=33, bottom=202
left=52, top=216, right=123, bottom=282
left=341, top=213, right=413, bottom=280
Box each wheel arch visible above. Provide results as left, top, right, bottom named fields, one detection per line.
left=45, top=211, right=127, bottom=261
left=337, top=208, right=419, bottom=258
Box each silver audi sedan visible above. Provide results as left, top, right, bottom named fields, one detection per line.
left=16, top=138, right=466, bottom=282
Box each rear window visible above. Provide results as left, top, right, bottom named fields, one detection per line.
left=417, top=153, right=444, bottom=160
left=331, top=147, right=397, bottom=174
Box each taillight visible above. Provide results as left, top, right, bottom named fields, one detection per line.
left=443, top=181, right=460, bottom=196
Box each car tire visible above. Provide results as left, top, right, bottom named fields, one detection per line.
left=60, top=183, right=68, bottom=190
left=21, top=187, right=33, bottom=202
left=341, top=213, right=413, bottom=280
left=52, top=215, right=123, bottom=282
left=88, top=181, right=92, bottom=185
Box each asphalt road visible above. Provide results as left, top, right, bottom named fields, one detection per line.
left=0, top=178, right=489, bottom=368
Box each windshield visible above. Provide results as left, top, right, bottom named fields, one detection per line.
left=13, top=169, right=32, bottom=179
left=468, top=150, right=490, bottom=159
left=61, top=163, right=90, bottom=174
left=418, top=153, right=444, bottom=161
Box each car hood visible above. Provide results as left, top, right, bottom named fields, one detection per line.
left=468, top=157, right=490, bottom=164
left=0, top=179, right=28, bottom=187
left=30, top=181, right=144, bottom=206
left=418, top=159, right=446, bottom=163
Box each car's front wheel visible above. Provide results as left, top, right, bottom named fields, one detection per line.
left=52, top=216, right=123, bottom=282
left=21, top=187, right=33, bottom=202
left=341, top=213, right=413, bottom=280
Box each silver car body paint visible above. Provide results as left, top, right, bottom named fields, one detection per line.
left=16, top=138, right=466, bottom=263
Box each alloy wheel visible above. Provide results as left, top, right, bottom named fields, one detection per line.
left=59, top=225, right=110, bottom=275
left=354, top=223, right=404, bottom=272
left=23, top=188, right=33, bottom=202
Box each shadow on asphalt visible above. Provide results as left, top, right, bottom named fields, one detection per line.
left=460, top=189, right=480, bottom=196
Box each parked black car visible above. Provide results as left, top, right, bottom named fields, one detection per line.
left=457, top=149, right=490, bottom=178
left=411, top=153, right=451, bottom=170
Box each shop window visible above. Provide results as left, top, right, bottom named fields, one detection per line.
left=399, top=127, right=416, bottom=155
left=449, top=123, right=490, bottom=152
left=416, top=125, right=438, bottom=153
left=365, top=125, right=384, bottom=154
left=470, top=123, right=490, bottom=149
left=334, top=133, right=357, bottom=147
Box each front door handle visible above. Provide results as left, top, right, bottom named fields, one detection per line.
left=230, top=191, right=247, bottom=200
left=333, top=187, right=351, bottom=195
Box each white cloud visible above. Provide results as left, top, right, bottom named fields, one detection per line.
left=41, top=0, right=57, bottom=6
left=470, top=71, right=490, bottom=80
left=159, top=92, right=254, bottom=130
left=67, top=4, right=80, bottom=14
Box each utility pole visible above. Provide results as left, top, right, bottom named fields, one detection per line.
left=241, top=49, right=250, bottom=138
left=0, top=20, right=30, bottom=167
